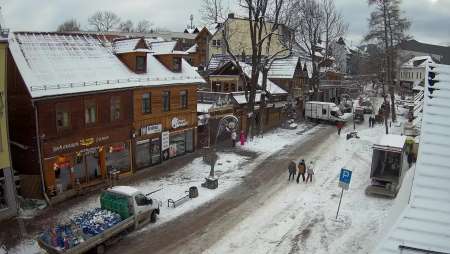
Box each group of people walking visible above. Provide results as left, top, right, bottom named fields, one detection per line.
left=288, top=159, right=315, bottom=183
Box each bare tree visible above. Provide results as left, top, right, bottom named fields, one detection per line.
left=119, top=20, right=134, bottom=32
left=200, top=0, right=229, bottom=24
left=88, top=11, right=121, bottom=32
left=365, top=0, right=410, bottom=131
left=220, top=0, right=291, bottom=137
left=292, top=0, right=324, bottom=100
left=136, top=19, right=153, bottom=33
left=56, top=19, right=81, bottom=32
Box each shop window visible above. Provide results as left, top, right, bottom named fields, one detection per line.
left=135, top=140, right=151, bottom=169
left=53, top=156, right=72, bottom=193
left=110, top=96, right=121, bottom=121
left=180, top=90, right=188, bottom=109
left=136, top=56, right=146, bottom=72
left=142, top=93, right=151, bottom=114
left=173, top=57, right=182, bottom=72
left=231, top=83, right=236, bottom=91
left=85, top=100, right=97, bottom=125
left=107, top=142, right=131, bottom=173
left=322, top=109, right=327, bottom=115
left=163, top=91, right=170, bottom=112
left=56, top=108, right=70, bottom=130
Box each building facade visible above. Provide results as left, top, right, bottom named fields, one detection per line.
left=0, top=33, right=17, bottom=221
left=209, top=14, right=291, bottom=60
left=7, top=32, right=204, bottom=202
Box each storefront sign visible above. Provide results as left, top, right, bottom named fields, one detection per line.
left=161, top=131, right=170, bottom=151
left=52, top=136, right=110, bottom=153
left=141, top=124, right=162, bottom=136
left=171, top=117, right=188, bottom=129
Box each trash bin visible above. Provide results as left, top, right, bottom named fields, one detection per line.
left=189, top=186, right=198, bottom=198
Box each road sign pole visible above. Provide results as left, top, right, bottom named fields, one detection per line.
left=336, top=187, right=344, bottom=219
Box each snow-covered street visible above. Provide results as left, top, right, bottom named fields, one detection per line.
left=205, top=124, right=402, bottom=254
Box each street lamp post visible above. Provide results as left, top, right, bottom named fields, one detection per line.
left=202, top=115, right=239, bottom=189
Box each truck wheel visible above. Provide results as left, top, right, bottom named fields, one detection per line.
left=96, top=244, right=105, bottom=254
left=150, top=210, right=157, bottom=223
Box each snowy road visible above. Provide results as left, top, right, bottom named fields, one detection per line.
left=204, top=124, right=395, bottom=254
left=125, top=120, right=406, bottom=254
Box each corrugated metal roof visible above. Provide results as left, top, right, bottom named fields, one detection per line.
left=376, top=63, right=450, bottom=254
left=267, top=56, right=299, bottom=79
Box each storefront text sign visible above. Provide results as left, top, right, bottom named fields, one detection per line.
left=171, top=117, right=188, bottom=129
left=161, top=131, right=170, bottom=151
left=141, top=123, right=162, bottom=136
left=52, top=136, right=110, bottom=153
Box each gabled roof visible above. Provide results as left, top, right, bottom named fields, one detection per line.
left=267, top=56, right=300, bottom=79
left=9, top=32, right=205, bottom=99
left=237, top=62, right=287, bottom=95
left=186, top=43, right=197, bottom=54
left=146, top=40, right=177, bottom=55
left=113, top=37, right=151, bottom=54
left=401, top=55, right=435, bottom=68
left=207, top=54, right=234, bottom=71
left=376, top=63, right=450, bottom=254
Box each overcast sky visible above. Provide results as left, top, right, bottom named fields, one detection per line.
left=1, top=0, right=449, bottom=46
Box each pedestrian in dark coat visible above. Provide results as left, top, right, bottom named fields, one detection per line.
left=288, top=160, right=296, bottom=181
left=306, top=161, right=315, bottom=183
left=369, top=116, right=372, bottom=127
left=336, top=122, right=343, bottom=135
left=296, top=159, right=306, bottom=183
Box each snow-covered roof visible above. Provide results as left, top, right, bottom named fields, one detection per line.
left=376, top=134, right=406, bottom=150
left=147, top=40, right=178, bottom=55
left=197, top=103, right=213, bottom=113
left=207, top=54, right=233, bottom=71
left=109, top=186, right=139, bottom=197
left=113, top=38, right=151, bottom=54
left=186, top=43, right=197, bottom=54
left=377, top=64, right=450, bottom=254
left=267, top=56, right=299, bottom=79
left=401, top=55, right=434, bottom=68
left=232, top=91, right=262, bottom=105
left=239, top=62, right=287, bottom=95
left=9, top=32, right=205, bottom=98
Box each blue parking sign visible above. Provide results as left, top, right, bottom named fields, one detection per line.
left=339, top=168, right=352, bottom=184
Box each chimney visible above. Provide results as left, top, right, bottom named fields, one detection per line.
left=228, top=13, right=235, bottom=19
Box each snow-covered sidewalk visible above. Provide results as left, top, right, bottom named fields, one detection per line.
left=5, top=123, right=318, bottom=254
left=204, top=122, right=412, bottom=254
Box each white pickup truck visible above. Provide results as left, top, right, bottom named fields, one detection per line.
left=305, top=101, right=352, bottom=123
left=38, top=186, right=160, bottom=254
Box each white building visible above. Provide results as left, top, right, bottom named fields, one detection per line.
left=398, top=56, right=434, bottom=96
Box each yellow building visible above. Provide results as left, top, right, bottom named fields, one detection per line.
left=0, top=33, right=17, bottom=221
left=209, top=14, right=291, bottom=60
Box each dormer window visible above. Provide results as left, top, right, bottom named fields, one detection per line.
left=136, top=56, right=146, bottom=72
left=173, top=57, right=182, bottom=72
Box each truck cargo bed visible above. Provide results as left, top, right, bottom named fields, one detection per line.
left=38, top=216, right=135, bottom=254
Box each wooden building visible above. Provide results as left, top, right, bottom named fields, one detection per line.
left=184, top=27, right=212, bottom=68
left=7, top=32, right=204, bottom=202
left=207, top=61, right=289, bottom=132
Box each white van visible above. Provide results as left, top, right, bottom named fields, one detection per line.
left=305, top=101, right=352, bottom=123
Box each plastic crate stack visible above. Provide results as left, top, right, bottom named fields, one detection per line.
left=40, top=223, right=83, bottom=250
left=72, top=208, right=123, bottom=237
